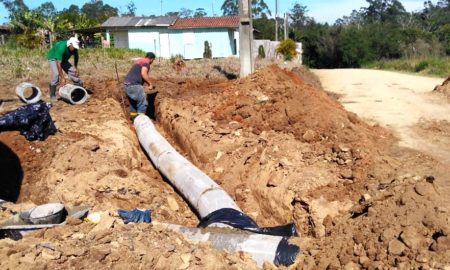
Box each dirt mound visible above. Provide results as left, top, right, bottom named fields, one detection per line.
left=154, top=64, right=450, bottom=268
left=433, top=76, right=450, bottom=99
left=212, top=65, right=384, bottom=146
left=155, top=65, right=395, bottom=239
left=290, top=66, right=323, bottom=90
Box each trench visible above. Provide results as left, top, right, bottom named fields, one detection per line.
left=132, top=84, right=300, bottom=266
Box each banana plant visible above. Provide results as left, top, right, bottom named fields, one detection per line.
left=75, top=13, right=94, bottom=29
left=39, top=15, right=56, bottom=48
left=9, top=10, right=43, bottom=48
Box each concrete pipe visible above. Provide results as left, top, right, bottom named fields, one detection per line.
left=160, top=223, right=299, bottom=267
left=134, top=115, right=241, bottom=219
left=15, top=82, right=42, bottom=104
left=59, top=84, right=89, bottom=105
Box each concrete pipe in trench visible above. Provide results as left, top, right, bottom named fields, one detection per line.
left=134, top=114, right=241, bottom=218
left=159, top=222, right=298, bottom=267
left=59, top=84, right=89, bottom=105
left=134, top=115, right=299, bottom=266
left=15, top=82, right=42, bottom=104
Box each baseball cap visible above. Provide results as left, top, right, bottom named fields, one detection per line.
left=67, top=37, right=80, bottom=49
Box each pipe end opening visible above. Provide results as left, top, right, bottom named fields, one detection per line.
left=71, top=88, right=87, bottom=103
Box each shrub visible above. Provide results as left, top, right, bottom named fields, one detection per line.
left=13, top=65, right=24, bottom=78
left=365, top=56, right=450, bottom=77
left=276, top=39, right=297, bottom=61
left=203, top=41, right=212, bottom=59
left=415, top=60, right=429, bottom=72
left=170, top=54, right=184, bottom=64
left=258, top=45, right=266, bottom=59
left=15, top=29, right=43, bottom=49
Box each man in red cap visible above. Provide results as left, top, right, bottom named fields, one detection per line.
left=47, top=37, right=83, bottom=102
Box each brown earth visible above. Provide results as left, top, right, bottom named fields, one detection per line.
left=434, top=76, right=450, bottom=99
left=0, top=60, right=449, bottom=269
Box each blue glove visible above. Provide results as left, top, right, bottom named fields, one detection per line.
left=117, top=209, right=151, bottom=224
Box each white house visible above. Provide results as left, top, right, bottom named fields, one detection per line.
left=102, top=16, right=239, bottom=59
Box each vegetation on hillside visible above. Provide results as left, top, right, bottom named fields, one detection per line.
left=365, top=57, right=450, bottom=77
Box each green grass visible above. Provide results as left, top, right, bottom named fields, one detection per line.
left=0, top=46, right=275, bottom=91
left=79, top=47, right=145, bottom=60
left=365, top=57, right=450, bottom=77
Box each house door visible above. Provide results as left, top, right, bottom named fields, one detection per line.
left=159, top=33, right=170, bottom=58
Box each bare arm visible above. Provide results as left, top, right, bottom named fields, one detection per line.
left=141, top=66, right=153, bottom=88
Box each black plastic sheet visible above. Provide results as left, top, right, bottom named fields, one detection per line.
left=0, top=102, right=57, bottom=141
left=198, top=208, right=298, bottom=237
left=274, top=237, right=301, bottom=266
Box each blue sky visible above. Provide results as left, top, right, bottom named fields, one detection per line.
left=0, top=0, right=434, bottom=25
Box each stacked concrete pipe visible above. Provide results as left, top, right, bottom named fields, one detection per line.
left=15, top=82, right=42, bottom=104
left=134, top=115, right=299, bottom=267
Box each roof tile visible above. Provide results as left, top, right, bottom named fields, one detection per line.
left=102, top=16, right=177, bottom=28
left=169, top=16, right=239, bottom=29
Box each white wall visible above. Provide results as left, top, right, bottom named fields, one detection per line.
left=253, top=40, right=302, bottom=63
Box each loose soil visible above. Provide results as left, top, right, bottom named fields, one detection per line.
left=433, top=76, right=450, bottom=100
left=0, top=60, right=449, bottom=269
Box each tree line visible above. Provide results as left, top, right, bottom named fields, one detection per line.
left=220, top=0, right=450, bottom=68
left=293, top=0, right=450, bottom=68
left=216, top=0, right=450, bottom=68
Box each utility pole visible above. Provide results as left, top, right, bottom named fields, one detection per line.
left=239, top=0, right=254, bottom=77
left=284, top=13, right=288, bottom=40
left=160, top=0, right=163, bottom=16
left=275, top=0, right=278, bottom=41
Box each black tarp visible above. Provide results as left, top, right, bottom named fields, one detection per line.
left=198, top=208, right=300, bottom=266
left=198, top=208, right=298, bottom=237
left=0, top=102, right=57, bottom=141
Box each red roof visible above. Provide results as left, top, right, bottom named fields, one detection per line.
left=0, top=25, right=10, bottom=31
left=169, top=16, right=239, bottom=29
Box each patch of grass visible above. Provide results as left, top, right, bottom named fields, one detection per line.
left=415, top=60, right=429, bottom=72
left=79, top=48, right=145, bottom=60
left=0, top=47, right=47, bottom=81
left=0, top=47, right=276, bottom=92
left=365, top=57, right=450, bottom=77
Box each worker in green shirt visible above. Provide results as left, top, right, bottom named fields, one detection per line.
left=47, top=37, right=83, bottom=102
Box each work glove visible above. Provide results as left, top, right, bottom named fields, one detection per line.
left=117, top=208, right=151, bottom=224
